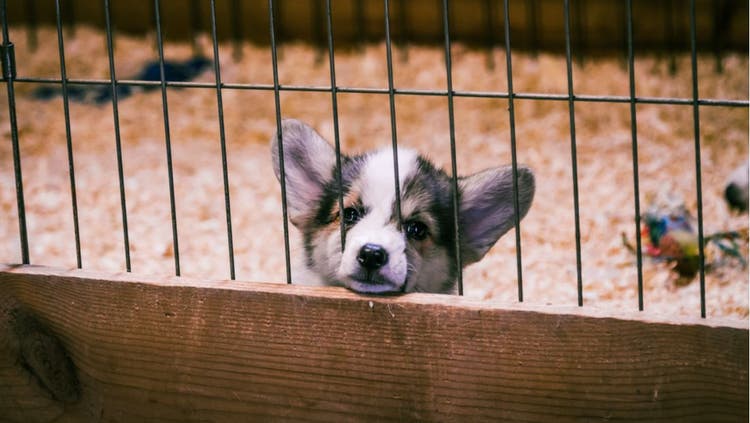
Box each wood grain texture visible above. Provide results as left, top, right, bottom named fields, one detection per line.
left=0, top=264, right=747, bottom=422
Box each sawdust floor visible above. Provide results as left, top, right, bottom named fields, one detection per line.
left=1, top=27, right=748, bottom=319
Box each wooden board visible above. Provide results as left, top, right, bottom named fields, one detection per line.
left=0, top=264, right=747, bottom=422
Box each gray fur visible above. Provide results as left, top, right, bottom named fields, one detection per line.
left=270, top=119, right=337, bottom=226
left=458, top=166, right=535, bottom=264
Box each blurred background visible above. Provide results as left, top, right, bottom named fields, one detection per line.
left=6, top=0, right=749, bottom=56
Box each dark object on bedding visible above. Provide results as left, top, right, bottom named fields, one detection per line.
left=31, top=56, right=211, bottom=104
left=725, top=160, right=749, bottom=213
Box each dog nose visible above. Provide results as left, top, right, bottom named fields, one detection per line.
left=357, top=243, right=389, bottom=270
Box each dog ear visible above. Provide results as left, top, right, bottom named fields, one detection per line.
left=458, top=166, right=535, bottom=265
left=271, top=119, right=337, bottom=226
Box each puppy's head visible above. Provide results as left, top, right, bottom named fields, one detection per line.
left=271, top=119, right=535, bottom=294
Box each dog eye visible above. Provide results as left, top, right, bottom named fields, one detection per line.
left=342, top=207, right=361, bottom=225
left=405, top=220, right=429, bottom=240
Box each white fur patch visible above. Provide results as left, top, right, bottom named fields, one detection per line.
left=336, top=148, right=419, bottom=290
left=359, top=147, right=419, bottom=211
left=338, top=222, right=407, bottom=286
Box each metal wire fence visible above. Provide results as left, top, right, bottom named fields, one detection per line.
left=1, top=0, right=748, bottom=318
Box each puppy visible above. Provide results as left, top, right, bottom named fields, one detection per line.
left=271, top=119, right=535, bottom=294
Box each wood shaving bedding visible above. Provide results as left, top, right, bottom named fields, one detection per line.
left=1, top=27, right=747, bottom=319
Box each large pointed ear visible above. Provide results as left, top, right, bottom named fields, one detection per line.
left=458, top=166, right=535, bottom=265
left=271, top=119, right=337, bottom=226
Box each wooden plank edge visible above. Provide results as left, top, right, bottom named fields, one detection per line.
left=2, top=263, right=747, bottom=330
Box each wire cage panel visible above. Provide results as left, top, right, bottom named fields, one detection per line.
left=1, top=0, right=748, bottom=319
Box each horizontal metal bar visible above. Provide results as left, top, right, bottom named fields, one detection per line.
left=9, top=76, right=748, bottom=108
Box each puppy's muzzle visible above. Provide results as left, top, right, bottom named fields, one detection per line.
left=357, top=243, right=389, bottom=270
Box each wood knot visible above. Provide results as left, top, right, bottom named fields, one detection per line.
left=10, top=308, right=80, bottom=404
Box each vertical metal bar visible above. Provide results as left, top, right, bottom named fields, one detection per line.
left=383, top=0, right=403, bottom=230
left=1, top=0, right=29, bottom=265
left=55, top=0, right=82, bottom=269
left=231, top=0, right=243, bottom=61
left=504, top=0, right=525, bottom=302
left=209, top=0, right=236, bottom=280
left=103, top=0, right=131, bottom=271
left=106, top=2, right=119, bottom=53
left=563, top=0, right=583, bottom=306
left=689, top=0, right=706, bottom=318
left=154, top=0, right=181, bottom=276
left=269, top=0, right=293, bottom=284
left=442, top=0, right=463, bottom=296
left=147, top=0, right=157, bottom=54
left=325, top=0, right=346, bottom=253
left=626, top=0, right=644, bottom=311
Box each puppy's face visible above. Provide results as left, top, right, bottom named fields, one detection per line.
left=272, top=119, right=535, bottom=294
left=307, top=148, right=458, bottom=294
